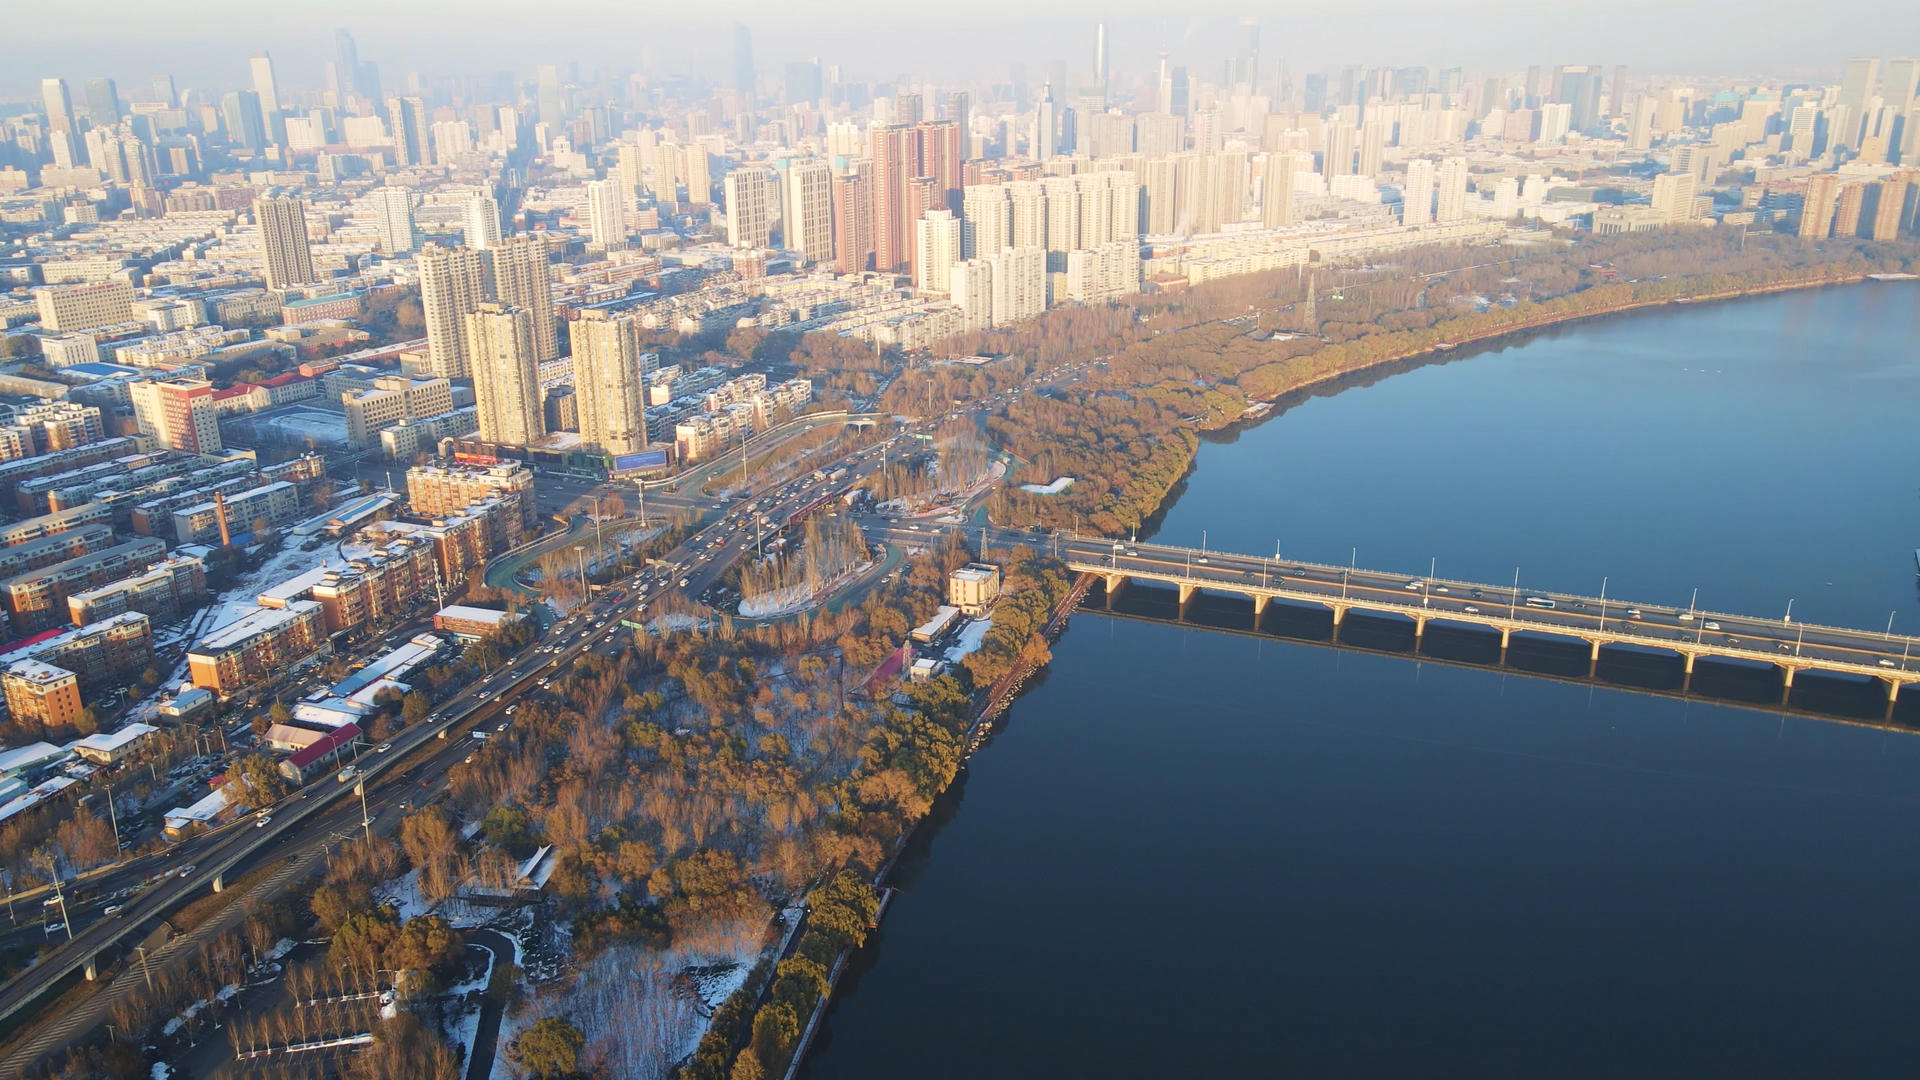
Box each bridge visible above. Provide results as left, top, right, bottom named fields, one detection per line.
left=1057, top=537, right=1920, bottom=711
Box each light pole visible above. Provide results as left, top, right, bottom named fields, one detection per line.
left=1509, top=568, right=1520, bottom=620
left=1887, top=611, right=1897, bottom=642
left=1425, top=557, right=1435, bottom=608
left=1795, top=623, right=1805, bottom=657
left=1343, top=548, right=1356, bottom=601
left=1688, top=587, right=1698, bottom=617
left=1784, top=598, right=1794, bottom=625
left=1598, top=576, right=1608, bottom=633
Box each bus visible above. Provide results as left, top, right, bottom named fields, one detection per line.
left=1524, top=596, right=1555, bottom=609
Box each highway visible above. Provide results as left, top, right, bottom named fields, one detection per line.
left=1057, top=537, right=1920, bottom=693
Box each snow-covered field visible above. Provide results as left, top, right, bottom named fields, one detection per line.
left=737, top=560, right=873, bottom=619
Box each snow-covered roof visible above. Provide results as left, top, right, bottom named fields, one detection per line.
left=72, top=722, right=158, bottom=755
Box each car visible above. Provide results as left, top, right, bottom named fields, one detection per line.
left=1879, top=658, right=1898, bottom=668
left=1464, top=605, right=1481, bottom=614
left=1628, top=612, right=1643, bottom=621
left=1470, top=589, right=1484, bottom=599
left=1404, top=580, right=1423, bottom=590
left=1433, top=586, right=1449, bottom=594
left=103, top=905, right=122, bottom=916
left=45, top=922, right=63, bottom=935
left=1678, top=612, right=1695, bottom=622
left=464, top=755, right=475, bottom=764
left=1196, top=556, right=1209, bottom=564
left=256, top=816, right=272, bottom=828
left=179, top=865, right=197, bottom=877
left=376, top=743, right=392, bottom=753
left=1703, top=621, right=1721, bottom=631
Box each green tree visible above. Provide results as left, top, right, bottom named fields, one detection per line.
left=481, top=804, right=538, bottom=858
left=402, top=690, right=431, bottom=724
left=510, top=1016, right=586, bottom=1080
left=749, top=1003, right=801, bottom=1075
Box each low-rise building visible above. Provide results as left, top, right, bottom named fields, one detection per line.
left=948, top=562, right=1003, bottom=615
left=72, top=721, right=158, bottom=765
left=405, top=461, right=535, bottom=538
left=170, top=481, right=301, bottom=544
left=433, top=604, right=521, bottom=640
left=0, top=537, right=169, bottom=632
left=187, top=600, right=327, bottom=693
left=65, top=553, right=207, bottom=625
left=277, top=722, right=362, bottom=784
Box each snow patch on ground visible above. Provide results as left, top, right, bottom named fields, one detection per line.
left=737, top=560, right=873, bottom=619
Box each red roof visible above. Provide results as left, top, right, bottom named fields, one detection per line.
left=261, top=372, right=313, bottom=387
left=283, top=723, right=362, bottom=770
left=210, top=385, right=254, bottom=401
left=0, top=627, right=69, bottom=660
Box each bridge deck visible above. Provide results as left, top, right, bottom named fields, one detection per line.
left=1062, top=538, right=1919, bottom=697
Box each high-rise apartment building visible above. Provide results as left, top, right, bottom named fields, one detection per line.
left=1800, top=173, right=1841, bottom=237
left=784, top=160, right=835, bottom=265
left=1008, top=180, right=1047, bottom=248
left=368, top=187, right=416, bottom=253
left=871, top=124, right=917, bottom=273
left=489, top=235, right=558, bottom=362
left=682, top=145, right=712, bottom=204
left=464, top=304, right=545, bottom=447
left=1435, top=157, right=1470, bottom=223
left=254, top=196, right=317, bottom=290
left=832, top=170, right=874, bottom=274
left=1400, top=158, right=1433, bottom=227
left=989, top=246, right=1047, bottom=326
left=465, top=195, right=502, bottom=249
left=914, top=209, right=962, bottom=295
left=962, top=184, right=1012, bottom=258
left=1323, top=121, right=1357, bottom=180
left=417, top=244, right=489, bottom=379
left=34, top=280, right=134, bottom=332
left=586, top=178, right=627, bottom=252
left=723, top=166, right=776, bottom=248
left=570, top=310, right=652, bottom=457
left=129, top=378, right=222, bottom=454
left=1651, top=173, right=1697, bottom=223
left=950, top=258, right=995, bottom=331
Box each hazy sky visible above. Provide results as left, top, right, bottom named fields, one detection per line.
left=4, top=0, right=1906, bottom=103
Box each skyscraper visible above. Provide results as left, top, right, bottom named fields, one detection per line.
left=989, top=246, right=1047, bottom=325
left=253, top=196, right=316, bottom=290
left=723, top=166, right=775, bottom=248
left=1401, top=158, right=1434, bottom=226
left=369, top=187, right=417, bottom=253
left=222, top=90, right=268, bottom=151
left=490, top=235, right=558, bottom=363
left=250, top=52, right=284, bottom=144
left=1323, top=121, right=1356, bottom=179
left=39, top=78, right=75, bottom=134
left=1229, top=19, right=1260, bottom=92
left=1094, top=23, right=1110, bottom=96
left=83, top=78, right=122, bottom=125
left=784, top=160, right=835, bottom=265
left=682, top=145, right=713, bottom=205
left=571, top=310, right=650, bottom=456
left=465, top=195, right=503, bottom=250
left=417, top=244, right=489, bottom=379
left=1032, top=84, right=1057, bottom=160
left=1435, top=157, right=1469, bottom=223
left=586, top=178, right=627, bottom=252
left=537, top=64, right=564, bottom=130
left=465, top=304, right=545, bottom=447
left=946, top=92, right=972, bottom=154
left=732, top=24, right=757, bottom=104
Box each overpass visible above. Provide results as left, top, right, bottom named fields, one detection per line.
left=1058, top=537, right=1920, bottom=711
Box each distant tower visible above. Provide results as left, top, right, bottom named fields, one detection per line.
left=732, top=24, right=757, bottom=105
left=1032, top=83, right=1057, bottom=160
left=465, top=194, right=502, bottom=249
left=39, top=78, right=75, bottom=134
left=1094, top=23, right=1109, bottom=97
left=585, top=178, right=627, bottom=252
left=250, top=52, right=284, bottom=144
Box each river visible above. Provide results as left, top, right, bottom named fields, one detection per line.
left=801, top=283, right=1920, bottom=1078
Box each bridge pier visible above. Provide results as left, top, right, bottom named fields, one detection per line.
left=1251, top=593, right=1269, bottom=620
left=1887, top=679, right=1902, bottom=704
left=212, top=873, right=224, bottom=893
left=1413, top=616, right=1427, bottom=639
left=1683, top=653, right=1696, bottom=674
left=1330, top=604, right=1347, bottom=626
left=1103, top=573, right=1125, bottom=607
left=1178, top=582, right=1196, bottom=606
left=1779, top=665, right=1796, bottom=688
left=84, top=957, right=96, bottom=981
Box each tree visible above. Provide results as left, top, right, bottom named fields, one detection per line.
left=402, top=690, right=431, bottom=725
left=481, top=804, right=538, bottom=858
left=227, top=752, right=288, bottom=810
left=351, top=1013, right=460, bottom=1080
left=389, top=914, right=463, bottom=975
left=730, top=1050, right=766, bottom=1080
left=510, top=1016, right=586, bottom=1080
left=749, top=1003, right=801, bottom=1075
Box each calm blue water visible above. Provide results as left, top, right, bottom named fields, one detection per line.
left=802, top=285, right=1920, bottom=1079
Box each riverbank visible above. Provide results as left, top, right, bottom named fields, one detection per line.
left=1230, top=270, right=1893, bottom=418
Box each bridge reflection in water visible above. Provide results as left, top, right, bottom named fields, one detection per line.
left=1081, top=579, right=1918, bottom=731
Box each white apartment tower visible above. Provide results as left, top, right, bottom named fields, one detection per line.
left=586, top=178, right=627, bottom=252
left=369, top=187, right=417, bottom=254
left=1435, top=157, right=1470, bottom=223
left=1401, top=158, right=1435, bottom=227
left=724, top=166, right=776, bottom=248
left=914, top=209, right=962, bottom=295
left=784, top=160, right=835, bottom=264
left=465, top=194, right=502, bottom=249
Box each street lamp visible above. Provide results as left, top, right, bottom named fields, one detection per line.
left=1509, top=568, right=1520, bottom=619
left=1784, top=598, right=1794, bottom=624
left=1887, top=611, right=1898, bottom=642
left=1598, top=576, right=1608, bottom=633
